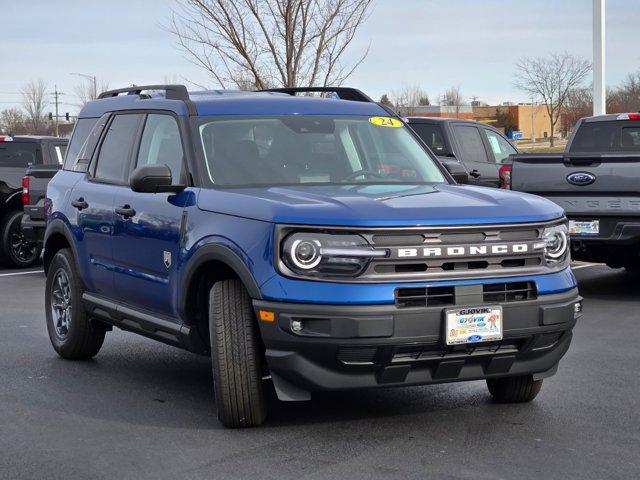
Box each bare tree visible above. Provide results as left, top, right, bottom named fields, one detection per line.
left=561, top=87, right=592, bottom=135
left=441, top=86, right=466, bottom=118
left=391, top=84, right=430, bottom=115
left=514, top=52, right=591, bottom=146
left=73, top=74, right=110, bottom=106
left=0, top=108, right=27, bottom=135
left=21, top=79, right=49, bottom=134
left=608, top=72, right=640, bottom=113
left=167, top=0, right=373, bottom=89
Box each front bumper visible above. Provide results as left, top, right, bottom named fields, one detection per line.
left=254, top=287, right=581, bottom=400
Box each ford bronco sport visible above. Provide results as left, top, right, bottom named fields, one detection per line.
left=43, top=85, right=581, bottom=428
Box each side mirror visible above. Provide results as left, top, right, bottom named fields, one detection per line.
left=442, top=162, right=469, bottom=184
left=130, top=164, right=185, bottom=193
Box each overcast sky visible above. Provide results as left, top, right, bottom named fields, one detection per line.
left=2, top=0, right=639, bottom=114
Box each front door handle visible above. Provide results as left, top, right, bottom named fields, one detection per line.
left=469, top=169, right=481, bottom=178
left=71, top=198, right=89, bottom=210
left=115, top=205, right=136, bottom=218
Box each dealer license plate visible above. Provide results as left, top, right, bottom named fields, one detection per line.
left=569, top=219, right=599, bottom=236
left=445, top=306, right=503, bottom=345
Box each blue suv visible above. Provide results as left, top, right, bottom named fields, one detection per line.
left=43, top=85, right=581, bottom=427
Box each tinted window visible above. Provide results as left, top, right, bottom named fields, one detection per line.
left=137, top=114, right=184, bottom=184
left=94, top=114, right=142, bottom=183
left=409, top=123, right=451, bottom=155
left=484, top=129, right=517, bottom=163
left=63, top=118, right=98, bottom=170
left=49, top=143, right=67, bottom=165
left=453, top=125, right=488, bottom=163
left=0, top=143, right=40, bottom=167
left=570, top=121, right=640, bottom=152
left=196, top=116, right=446, bottom=186
left=621, top=127, right=640, bottom=150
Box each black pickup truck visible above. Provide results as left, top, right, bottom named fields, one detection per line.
left=0, top=135, right=67, bottom=268
left=406, top=117, right=518, bottom=188
left=511, top=113, right=640, bottom=269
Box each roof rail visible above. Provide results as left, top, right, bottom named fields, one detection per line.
left=259, top=87, right=375, bottom=103
left=259, top=86, right=399, bottom=118
left=97, top=84, right=197, bottom=115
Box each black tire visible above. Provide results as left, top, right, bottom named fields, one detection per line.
left=209, top=279, right=266, bottom=428
left=0, top=210, right=42, bottom=268
left=486, top=375, right=542, bottom=403
left=45, top=248, right=105, bottom=359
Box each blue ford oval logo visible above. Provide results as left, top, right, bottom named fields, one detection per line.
left=567, top=172, right=596, bottom=186
left=467, top=335, right=482, bottom=342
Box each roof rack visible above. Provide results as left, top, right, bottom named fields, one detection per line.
left=259, top=86, right=374, bottom=103
left=259, top=86, right=399, bottom=117
left=97, top=84, right=196, bottom=115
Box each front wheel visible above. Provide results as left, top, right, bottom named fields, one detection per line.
left=209, top=279, right=267, bottom=428
left=0, top=210, right=41, bottom=268
left=486, top=375, right=542, bottom=403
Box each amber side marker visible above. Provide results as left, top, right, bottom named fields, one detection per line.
left=259, top=310, right=275, bottom=322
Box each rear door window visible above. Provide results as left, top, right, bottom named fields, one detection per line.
left=453, top=125, right=489, bottom=163
left=0, top=143, right=41, bottom=167
left=94, top=114, right=143, bottom=183
left=409, top=123, right=451, bottom=155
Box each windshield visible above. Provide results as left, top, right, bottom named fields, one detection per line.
left=194, top=116, right=447, bottom=187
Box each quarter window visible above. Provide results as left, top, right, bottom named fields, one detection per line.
left=136, top=114, right=184, bottom=184
left=63, top=118, right=97, bottom=170
left=94, top=114, right=142, bottom=183
left=484, top=129, right=517, bottom=163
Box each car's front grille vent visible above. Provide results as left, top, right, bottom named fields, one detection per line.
left=337, top=346, right=377, bottom=365
left=482, top=281, right=537, bottom=303
left=395, top=281, right=537, bottom=308
left=395, top=286, right=455, bottom=308
left=355, top=223, right=554, bottom=282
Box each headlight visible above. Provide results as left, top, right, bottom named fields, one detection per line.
left=281, top=232, right=387, bottom=277
left=539, top=223, right=569, bottom=262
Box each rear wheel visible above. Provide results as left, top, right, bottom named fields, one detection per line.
left=486, top=375, right=542, bottom=403
left=45, top=248, right=105, bottom=359
left=0, top=210, right=41, bottom=268
left=209, top=279, right=267, bottom=428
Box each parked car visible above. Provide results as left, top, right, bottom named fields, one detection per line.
left=510, top=113, right=640, bottom=269
left=43, top=85, right=581, bottom=428
left=0, top=135, right=67, bottom=267
left=406, top=117, right=517, bottom=188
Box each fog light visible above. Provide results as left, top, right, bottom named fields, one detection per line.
left=291, top=320, right=303, bottom=333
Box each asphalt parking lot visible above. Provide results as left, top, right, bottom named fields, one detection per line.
left=1, top=265, right=638, bottom=480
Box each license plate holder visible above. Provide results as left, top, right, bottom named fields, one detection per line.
left=445, top=306, right=503, bottom=345
left=569, top=219, right=599, bottom=236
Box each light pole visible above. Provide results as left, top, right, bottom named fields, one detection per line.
left=593, top=0, right=606, bottom=116
left=70, top=72, right=98, bottom=100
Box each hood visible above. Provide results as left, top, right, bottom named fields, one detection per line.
left=197, top=183, right=564, bottom=227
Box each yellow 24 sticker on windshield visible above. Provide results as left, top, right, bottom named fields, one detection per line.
left=369, top=116, right=403, bottom=128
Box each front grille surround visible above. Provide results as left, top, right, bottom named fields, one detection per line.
left=275, top=219, right=568, bottom=283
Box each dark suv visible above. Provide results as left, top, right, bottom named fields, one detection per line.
left=43, top=85, right=581, bottom=428
left=406, top=117, right=518, bottom=188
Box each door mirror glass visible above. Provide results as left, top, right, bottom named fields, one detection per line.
left=130, top=164, right=184, bottom=193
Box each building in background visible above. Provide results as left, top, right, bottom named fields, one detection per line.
left=473, top=104, right=552, bottom=141
left=398, top=105, right=474, bottom=120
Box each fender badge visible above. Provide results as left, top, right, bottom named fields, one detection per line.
left=163, top=251, right=172, bottom=268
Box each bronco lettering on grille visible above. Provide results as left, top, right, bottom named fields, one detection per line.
left=395, top=243, right=531, bottom=258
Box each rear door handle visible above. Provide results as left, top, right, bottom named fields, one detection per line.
left=469, top=169, right=481, bottom=178
left=71, top=198, right=89, bottom=210
left=115, top=205, right=136, bottom=218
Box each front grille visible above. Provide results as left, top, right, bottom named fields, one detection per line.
left=355, top=222, right=555, bottom=282
left=394, top=281, right=537, bottom=308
